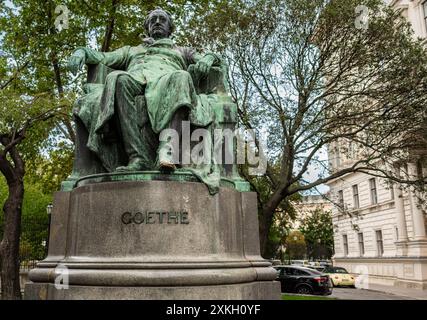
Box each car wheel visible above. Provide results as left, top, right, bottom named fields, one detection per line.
left=296, top=285, right=313, bottom=295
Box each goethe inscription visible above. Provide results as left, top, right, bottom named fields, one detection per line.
left=121, top=211, right=189, bottom=225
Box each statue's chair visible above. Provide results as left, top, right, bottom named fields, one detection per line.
left=63, top=62, right=249, bottom=193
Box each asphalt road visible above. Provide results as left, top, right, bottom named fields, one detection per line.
left=330, top=287, right=413, bottom=300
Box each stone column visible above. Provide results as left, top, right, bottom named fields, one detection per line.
left=407, top=162, right=427, bottom=241
left=393, top=166, right=409, bottom=256
left=394, top=184, right=409, bottom=242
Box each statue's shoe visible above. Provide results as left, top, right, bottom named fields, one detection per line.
left=158, top=160, right=176, bottom=171
left=116, top=158, right=146, bottom=172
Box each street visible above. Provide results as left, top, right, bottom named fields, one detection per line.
left=330, top=287, right=413, bottom=300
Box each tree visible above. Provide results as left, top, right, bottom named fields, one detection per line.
left=267, top=208, right=293, bottom=261
left=0, top=177, right=52, bottom=267
left=0, top=87, right=58, bottom=299
left=299, top=208, right=334, bottom=260
left=252, top=174, right=300, bottom=259
left=184, top=0, right=427, bottom=257
left=26, top=144, right=74, bottom=195
left=284, top=230, right=307, bottom=261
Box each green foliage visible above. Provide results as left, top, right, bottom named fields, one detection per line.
left=0, top=176, right=52, bottom=262
left=299, top=208, right=334, bottom=259
left=26, top=143, right=74, bottom=194
left=284, top=230, right=307, bottom=260
left=0, top=89, right=59, bottom=159
left=264, top=193, right=300, bottom=259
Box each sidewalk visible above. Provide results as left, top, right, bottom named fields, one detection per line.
left=362, top=283, right=427, bottom=300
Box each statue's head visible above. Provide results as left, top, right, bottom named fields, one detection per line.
left=144, top=8, right=175, bottom=40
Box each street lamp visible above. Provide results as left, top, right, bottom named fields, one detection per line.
left=46, top=203, right=53, bottom=257
left=280, top=244, right=286, bottom=264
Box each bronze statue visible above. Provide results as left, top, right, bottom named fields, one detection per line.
left=66, top=8, right=245, bottom=194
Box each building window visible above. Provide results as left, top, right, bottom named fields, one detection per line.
left=343, top=234, right=349, bottom=256
left=423, top=1, right=427, bottom=33
left=376, top=230, right=384, bottom=256
left=358, top=232, right=364, bottom=256
left=338, top=190, right=344, bottom=209
left=369, top=178, right=378, bottom=204
left=352, top=185, right=360, bottom=208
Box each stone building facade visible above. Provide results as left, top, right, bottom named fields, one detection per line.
left=327, top=0, right=427, bottom=290
left=292, top=195, right=333, bottom=230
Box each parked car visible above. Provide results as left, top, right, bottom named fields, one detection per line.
left=323, top=266, right=356, bottom=287
left=274, top=265, right=333, bottom=295
left=319, top=260, right=332, bottom=267
left=307, top=265, right=326, bottom=272
left=290, top=260, right=310, bottom=266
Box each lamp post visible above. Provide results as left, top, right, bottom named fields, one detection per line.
left=46, top=203, right=53, bottom=257
left=280, top=244, right=286, bottom=264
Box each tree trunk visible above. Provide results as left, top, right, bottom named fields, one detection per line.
left=259, top=187, right=289, bottom=258
left=0, top=179, right=24, bottom=300
left=258, top=212, right=271, bottom=258
left=259, top=202, right=280, bottom=258
left=101, top=0, right=118, bottom=52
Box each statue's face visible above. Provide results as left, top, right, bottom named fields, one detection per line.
left=147, top=11, right=171, bottom=39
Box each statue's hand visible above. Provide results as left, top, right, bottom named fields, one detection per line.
left=194, top=55, right=215, bottom=77
left=67, top=49, right=86, bottom=75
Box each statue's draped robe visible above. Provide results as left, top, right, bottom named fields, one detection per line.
left=74, top=38, right=222, bottom=193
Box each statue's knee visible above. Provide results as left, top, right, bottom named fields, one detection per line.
left=105, top=71, right=132, bottom=87
left=172, top=70, right=191, bottom=81
left=116, top=73, right=133, bottom=87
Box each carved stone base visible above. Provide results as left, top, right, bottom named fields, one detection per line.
left=25, top=180, right=280, bottom=300
left=25, top=281, right=279, bottom=300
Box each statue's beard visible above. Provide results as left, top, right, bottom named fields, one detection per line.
left=150, top=28, right=169, bottom=39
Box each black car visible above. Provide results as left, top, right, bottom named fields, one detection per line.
left=274, top=265, right=333, bottom=295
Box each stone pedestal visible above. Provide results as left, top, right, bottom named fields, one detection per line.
left=24, top=180, right=280, bottom=300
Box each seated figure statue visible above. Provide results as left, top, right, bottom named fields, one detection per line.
left=66, top=8, right=247, bottom=194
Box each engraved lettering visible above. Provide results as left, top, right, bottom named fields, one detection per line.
left=157, top=212, right=165, bottom=224
left=121, top=212, right=133, bottom=225
left=168, top=212, right=179, bottom=224
left=133, top=212, right=145, bottom=224
left=146, top=212, right=155, bottom=224
left=181, top=212, right=189, bottom=224
left=121, top=211, right=189, bottom=225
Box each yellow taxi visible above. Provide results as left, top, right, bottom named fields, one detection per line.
left=322, top=266, right=356, bottom=287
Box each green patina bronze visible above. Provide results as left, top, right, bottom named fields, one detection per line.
left=64, top=8, right=249, bottom=194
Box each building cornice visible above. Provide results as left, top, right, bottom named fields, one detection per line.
left=334, top=199, right=397, bottom=219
